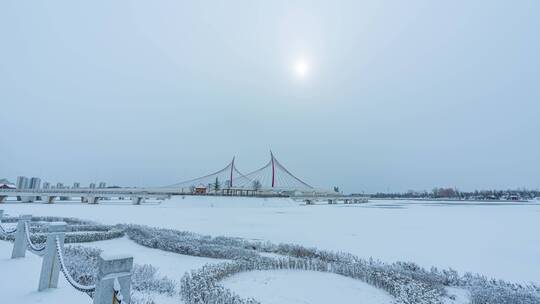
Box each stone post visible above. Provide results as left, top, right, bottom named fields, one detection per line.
left=0, top=196, right=7, bottom=203
left=93, top=254, right=133, bottom=304
left=11, top=214, right=32, bottom=258
left=0, top=210, right=3, bottom=220
left=38, top=222, right=66, bottom=291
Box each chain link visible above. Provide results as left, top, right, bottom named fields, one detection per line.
left=55, top=236, right=96, bottom=293
left=24, top=222, right=45, bottom=253
left=0, top=223, right=17, bottom=234
left=113, top=278, right=124, bottom=304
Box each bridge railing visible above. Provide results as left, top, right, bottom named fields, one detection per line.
left=0, top=188, right=156, bottom=195
left=0, top=210, right=134, bottom=304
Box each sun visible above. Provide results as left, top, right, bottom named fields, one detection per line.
left=294, top=59, right=309, bottom=78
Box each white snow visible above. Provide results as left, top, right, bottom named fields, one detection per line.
left=221, top=270, right=394, bottom=304
left=0, top=241, right=90, bottom=303
left=2, top=196, right=539, bottom=284
left=76, top=236, right=226, bottom=281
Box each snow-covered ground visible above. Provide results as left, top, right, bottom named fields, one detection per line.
left=1, top=196, right=539, bottom=285
left=76, top=236, right=226, bottom=282
left=0, top=242, right=89, bottom=303
left=221, top=270, right=394, bottom=304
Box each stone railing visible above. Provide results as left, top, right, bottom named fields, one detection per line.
left=0, top=210, right=133, bottom=304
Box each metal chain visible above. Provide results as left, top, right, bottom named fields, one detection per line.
left=24, top=222, right=45, bottom=253
left=55, top=236, right=96, bottom=293
left=0, top=223, right=17, bottom=234
left=113, top=278, right=124, bottom=304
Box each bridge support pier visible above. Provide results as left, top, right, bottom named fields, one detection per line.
left=38, top=222, right=66, bottom=291
left=42, top=196, right=57, bottom=204
left=0, top=196, right=6, bottom=204
left=87, top=196, right=99, bottom=204
left=131, top=197, right=145, bottom=205
left=21, top=196, right=35, bottom=203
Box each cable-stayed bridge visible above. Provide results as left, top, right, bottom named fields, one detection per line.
left=0, top=152, right=345, bottom=204
left=163, top=151, right=318, bottom=194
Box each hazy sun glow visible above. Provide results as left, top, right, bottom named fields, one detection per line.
left=294, top=59, right=309, bottom=78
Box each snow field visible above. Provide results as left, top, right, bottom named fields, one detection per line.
left=1, top=196, right=539, bottom=283
left=221, top=270, right=394, bottom=304
left=0, top=242, right=88, bottom=303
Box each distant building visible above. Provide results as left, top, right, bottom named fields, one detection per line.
left=194, top=185, right=207, bottom=194
left=89, top=183, right=96, bottom=189
left=0, top=178, right=15, bottom=189
left=42, top=182, right=50, bottom=189
left=16, top=176, right=29, bottom=189
left=56, top=182, right=64, bottom=189
left=16, top=176, right=29, bottom=201
left=98, top=182, right=106, bottom=188
left=15, top=176, right=38, bottom=202
left=0, top=183, right=16, bottom=189
left=73, top=182, right=80, bottom=189
left=29, top=177, right=41, bottom=189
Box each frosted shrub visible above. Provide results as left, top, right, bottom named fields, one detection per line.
left=1, top=226, right=124, bottom=244
left=131, top=294, right=156, bottom=304
left=124, top=225, right=259, bottom=260
left=63, top=245, right=177, bottom=300
left=125, top=225, right=539, bottom=304
left=179, top=257, right=443, bottom=304
left=1, top=216, right=95, bottom=225
left=63, top=245, right=101, bottom=286
left=132, top=264, right=176, bottom=296
left=0, top=216, right=124, bottom=244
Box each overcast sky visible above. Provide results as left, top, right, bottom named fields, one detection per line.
left=1, top=1, right=539, bottom=193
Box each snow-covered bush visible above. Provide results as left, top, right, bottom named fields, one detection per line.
left=132, top=264, right=176, bottom=296
left=180, top=256, right=443, bottom=304
left=124, top=225, right=259, bottom=260
left=63, top=245, right=101, bottom=286
left=63, top=245, right=177, bottom=302
left=127, top=224, right=540, bottom=304
left=126, top=225, right=444, bottom=303
left=0, top=216, right=124, bottom=243
left=1, top=216, right=95, bottom=225
left=458, top=273, right=540, bottom=304
left=0, top=226, right=124, bottom=244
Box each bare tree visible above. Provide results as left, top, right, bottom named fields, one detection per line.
left=252, top=180, right=262, bottom=191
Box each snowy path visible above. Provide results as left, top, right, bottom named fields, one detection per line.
left=0, top=241, right=90, bottom=303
